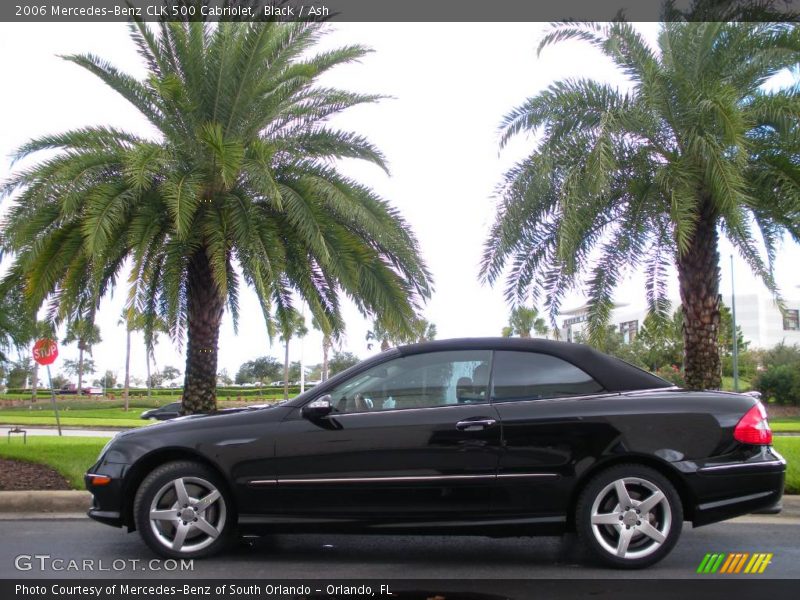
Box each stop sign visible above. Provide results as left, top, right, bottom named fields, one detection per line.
left=33, top=338, right=59, bottom=366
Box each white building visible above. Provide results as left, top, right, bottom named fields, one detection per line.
left=558, top=294, right=800, bottom=349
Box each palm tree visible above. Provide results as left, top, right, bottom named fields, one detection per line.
left=62, top=318, right=101, bottom=397
left=502, top=306, right=548, bottom=339
left=366, top=316, right=435, bottom=350
left=410, top=318, right=437, bottom=343
left=0, top=286, right=35, bottom=367
left=26, top=320, right=56, bottom=402
left=481, top=21, right=800, bottom=389
left=1, top=20, right=431, bottom=413
left=119, top=308, right=168, bottom=409
left=365, top=319, right=393, bottom=352
left=0, top=287, right=46, bottom=404
left=278, top=308, right=307, bottom=400
left=311, top=313, right=343, bottom=382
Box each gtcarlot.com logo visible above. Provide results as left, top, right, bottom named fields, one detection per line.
left=14, top=554, right=193, bottom=572
left=697, top=552, right=773, bottom=574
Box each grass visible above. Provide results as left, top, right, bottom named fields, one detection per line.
left=721, top=376, right=753, bottom=392
left=0, top=397, right=283, bottom=428
left=770, top=418, right=800, bottom=433
left=0, top=405, right=148, bottom=428
left=0, top=415, right=145, bottom=427
left=773, top=437, right=800, bottom=495
left=0, top=436, right=108, bottom=489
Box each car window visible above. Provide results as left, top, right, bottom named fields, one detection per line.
left=491, top=351, right=604, bottom=402
left=327, top=350, right=493, bottom=413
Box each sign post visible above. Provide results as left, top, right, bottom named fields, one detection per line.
left=33, top=338, right=61, bottom=436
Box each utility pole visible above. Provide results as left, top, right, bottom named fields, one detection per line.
left=730, top=254, right=739, bottom=393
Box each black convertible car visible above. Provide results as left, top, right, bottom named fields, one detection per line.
left=86, top=338, right=785, bottom=568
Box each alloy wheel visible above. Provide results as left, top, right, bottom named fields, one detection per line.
left=589, top=476, right=672, bottom=560
left=148, top=476, right=227, bottom=554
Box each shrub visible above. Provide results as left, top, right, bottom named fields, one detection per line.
left=760, top=342, right=800, bottom=370
left=754, top=364, right=800, bottom=406
left=655, top=365, right=686, bottom=387
left=722, top=350, right=758, bottom=380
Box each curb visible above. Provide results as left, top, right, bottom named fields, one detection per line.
left=0, top=490, right=91, bottom=513
left=774, top=495, right=800, bottom=519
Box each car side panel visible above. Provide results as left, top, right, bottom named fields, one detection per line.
left=490, top=390, right=779, bottom=522
left=267, top=404, right=503, bottom=519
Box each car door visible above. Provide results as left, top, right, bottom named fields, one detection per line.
left=270, top=349, right=502, bottom=520
left=490, top=350, right=608, bottom=518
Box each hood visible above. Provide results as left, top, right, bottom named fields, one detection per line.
left=124, top=401, right=292, bottom=437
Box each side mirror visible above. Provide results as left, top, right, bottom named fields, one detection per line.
left=302, top=395, right=333, bottom=419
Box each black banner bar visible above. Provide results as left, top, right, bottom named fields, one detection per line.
left=3, top=579, right=800, bottom=600
left=3, top=0, right=800, bottom=23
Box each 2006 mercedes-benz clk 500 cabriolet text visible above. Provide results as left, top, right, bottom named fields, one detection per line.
left=85, top=338, right=785, bottom=568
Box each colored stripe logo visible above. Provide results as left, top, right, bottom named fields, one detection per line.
left=697, top=553, right=773, bottom=574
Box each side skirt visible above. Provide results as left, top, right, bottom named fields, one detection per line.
left=236, top=514, right=567, bottom=537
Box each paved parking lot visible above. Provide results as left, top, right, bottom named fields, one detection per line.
left=1, top=516, right=798, bottom=580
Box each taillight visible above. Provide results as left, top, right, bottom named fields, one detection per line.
left=734, top=402, right=772, bottom=445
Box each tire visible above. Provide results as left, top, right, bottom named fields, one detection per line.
left=575, top=464, right=683, bottom=569
left=133, top=461, right=235, bottom=559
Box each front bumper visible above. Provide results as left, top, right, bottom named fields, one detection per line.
left=87, top=507, right=123, bottom=527
left=84, top=463, right=128, bottom=529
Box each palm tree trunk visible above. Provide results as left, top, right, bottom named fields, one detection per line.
left=146, top=353, right=151, bottom=400
left=322, top=335, right=331, bottom=381
left=283, top=341, right=290, bottom=401
left=181, top=249, right=224, bottom=414
left=77, top=345, right=84, bottom=398
left=123, top=327, right=131, bottom=411
left=677, top=198, right=722, bottom=390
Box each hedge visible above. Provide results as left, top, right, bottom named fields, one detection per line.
left=2, top=385, right=306, bottom=397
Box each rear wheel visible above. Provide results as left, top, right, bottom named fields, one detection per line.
left=134, top=461, right=234, bottom=559
left=576, top=464, right=682, bottom=569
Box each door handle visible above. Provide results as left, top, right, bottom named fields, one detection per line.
left=456, top=418, right=497, bottom=431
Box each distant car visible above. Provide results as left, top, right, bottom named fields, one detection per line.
left=270, top=381, right=284, bottom=387
left=140, top=402, right=182, bottom=421
left=87, top=338, right=784, bottom=568
left=59, top=384, right=103, bottom=395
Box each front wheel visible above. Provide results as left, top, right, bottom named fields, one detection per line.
left=575, top=464, right=683, bottom=569
left=133, top=461, right=235, bottom=559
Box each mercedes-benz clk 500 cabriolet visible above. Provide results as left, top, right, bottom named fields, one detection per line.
left=86, top=338, right=785, bottom=568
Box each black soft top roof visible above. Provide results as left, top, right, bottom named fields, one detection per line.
left=396, top=337, right=671, bottom=392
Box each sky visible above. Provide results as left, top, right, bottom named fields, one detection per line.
left=1, top=22, right=799, bottom=384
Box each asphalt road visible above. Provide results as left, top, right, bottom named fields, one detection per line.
left=1, top=516, right=798, bottom=581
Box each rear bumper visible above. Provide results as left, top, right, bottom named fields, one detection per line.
left=751, top=500, right=782, bottom=515
left=689, top=447, right=786, bottom=527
